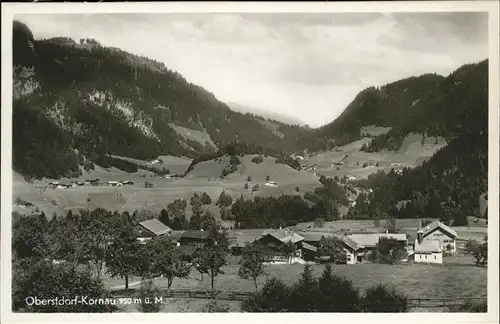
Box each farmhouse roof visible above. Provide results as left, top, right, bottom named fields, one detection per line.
left=414, top=239, right=441, bottom=254
left=167, top=231, right=184, bottom=243
left=138, top=219, right=172, bottom=236
left=344, top=233, right=407, bottom=249
left=302, top=242, right=318, bottom=253
left=181, top=230, right=210, bottom=240
left=421, top=221, right=457, bottom=239
left=261, top=228, right=304, bottom=244
left=342, top=236, right=360, bottom=251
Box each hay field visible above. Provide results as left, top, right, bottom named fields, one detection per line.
left=308, top=133, right=447, bottom=180
left=12, top=154, right=321, bottom=217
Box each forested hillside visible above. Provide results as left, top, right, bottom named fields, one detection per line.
left=12, top=20, right=489, bottom=189
left=312, top=74, right=445, bottom=149
left=362, top=60, right=488, bottom=152
left=337, top=61, right=488, bottom=223
left=348, top=132, right=488, bottom=223
left=12, top=21, right=314, bottom=179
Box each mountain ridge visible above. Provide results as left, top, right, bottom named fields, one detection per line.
left=12, top=21, right=488, bottom=186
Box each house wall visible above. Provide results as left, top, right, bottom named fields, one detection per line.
left=423, top=230, right=456, bottom=253
left=256, top=235, right=302, bottom=260
left=414, top=252, right=443, bottom=264
left=343, top=248, right=357, bottom=264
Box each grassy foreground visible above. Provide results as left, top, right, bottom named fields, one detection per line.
left=103, top=262, right=487, bottom=297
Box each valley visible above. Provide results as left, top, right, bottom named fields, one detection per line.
left=9, top=16, right=490, bottom=316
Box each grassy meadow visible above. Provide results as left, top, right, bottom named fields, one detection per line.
left=105, top=261, right=487, bottom=312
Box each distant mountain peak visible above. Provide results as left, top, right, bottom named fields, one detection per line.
left=227, top=102, right=306, bottom=126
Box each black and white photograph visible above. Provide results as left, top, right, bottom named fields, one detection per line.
left=1, top=1, right=499, bottom=322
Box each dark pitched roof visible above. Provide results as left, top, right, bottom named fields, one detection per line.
left=302, top=242, right=318, bottom=253
left=181, top=230, right=210, bottom=240
left=421, top=221, right=458, bottom=238
left=343, top=233, right=406, bottom=249
left=342, top=236, right=360, bottom=251
left=167, top=231, right=184, bottom=243
left=138, top=219, right=172, bottom=236
left=260, top=229, right=304, bottom=244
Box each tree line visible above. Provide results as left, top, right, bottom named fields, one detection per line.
left=347, top=133, right=487, bottom=224
left=12, top=208, right=231, bottom=312
left=242, top=263, right=409, bottom=312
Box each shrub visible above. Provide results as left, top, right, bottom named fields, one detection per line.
left=360, top=284, right=408, bottom=312
left=230, top=155, right=241, bottom=166
left=216, top=191, right=233, bottom=207
left=244, top=183, right=249, bottom=190
left=316, top=264, right=360, bottom=312
left=13, top=259, right=117, bottom=313
left=241, top=277, right=290, bottom=312
left=221, top=164, right=238, bottom=177
left=201, top=192, right=212, bottom=205
left=252, top=184, right=260, bottom=192
left=137, top=280, right=162, bottom=313
left=275, top=156, right=300, bottom=170
left=251, top=155, right=264, bottom=164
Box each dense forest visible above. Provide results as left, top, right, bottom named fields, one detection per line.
left=348, top=132, right=487, bottom=223
left=362, top=60, right=488, bottom=152
left=313, top=74, right=445, bottom=148
left=12, top=15, right=490, bottom=227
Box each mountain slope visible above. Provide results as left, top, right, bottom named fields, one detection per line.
left=344, top=61, right=488, bottom=223
left=363, top=60, right=488, bottom=152
left=227, top=102, right=305, bottom=126
left=313, top=73, right=445, bottom=149
left=12, top=21, right=313, bottom=179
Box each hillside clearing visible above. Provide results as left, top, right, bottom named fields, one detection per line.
left=307, top=133, right=447, bottom=180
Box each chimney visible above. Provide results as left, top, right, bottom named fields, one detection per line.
left=418, top=219, right=422, bottom=230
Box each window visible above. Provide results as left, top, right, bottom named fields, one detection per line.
left=425, top=255, right=427, bottom=259
left=434, top=255, right=436, bottom=260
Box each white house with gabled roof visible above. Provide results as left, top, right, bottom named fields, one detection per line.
left=418, top=220, right=458, bottom=254
left=413, top=237, right=443, bottom=264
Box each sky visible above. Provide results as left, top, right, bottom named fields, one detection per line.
left=15, top=12, right=489, bottom=127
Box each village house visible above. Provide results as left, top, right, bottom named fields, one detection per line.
left=178, top=230, right=210, bottom=246
left=255, top=228, right=305, bottom=264
left=264, top=181, right=278, bottom=187
left=137, top=218, right=172, bottom=244
left=107, top=180, right=122, bottom=187
left=341, top=233, right=408, bottom=264
left=417, top=220, right=458, bottom=254
left=413, top=233, right=443, bottom=264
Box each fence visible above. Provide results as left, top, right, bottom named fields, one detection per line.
left=407, top=296, right=487, bottom=309
left=111, top=288, right=487, bottom=307
left=111, top=288, right=252, bottom=302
